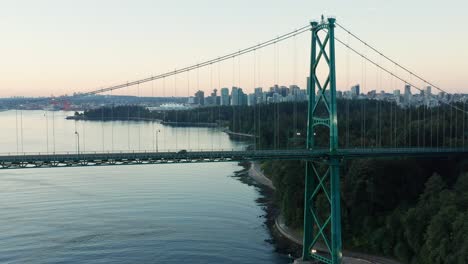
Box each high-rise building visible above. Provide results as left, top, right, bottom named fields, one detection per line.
left=238, top=88, right=247, bottom=106
left=247, top=94, right=256, bottom=106
left=231, top=87, right=239, bottom=105
left=350, top=84, right=360, bottom=98
left=220, top=87, right=230, bottom=106
left=426, top=86, right=432, bottom=96
left=404, top=84, right=412, bottom=104
left=254, top=87, right=263, bottom=97
left=253, top=87, right=263, bottom=104
left=209, top=89, right=219, bottom=106
left=425, top=86, right=432, bottom=106
left=262, top=92, right=268, bottom=104
left=290, top=85, right=300, bottom=96
left=279, top=86, right=289, bottom=97
left=194, top=90, right=204, bottom=105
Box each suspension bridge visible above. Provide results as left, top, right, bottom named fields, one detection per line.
left=1, top=16, right=467, bottom=264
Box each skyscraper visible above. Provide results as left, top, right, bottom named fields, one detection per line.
left=237, top=88, right=247, bottom=106
left=350, top=84, right=360, bottom=98
left=247, top=94, right=256, bottom=106
left=404, top=84, right=412, bottom=104
left=195, top=90, right=204, bottom=105
left=426, top=86, right=432, bottom=96
left=231, top=87, right=239, bottom=105
left=220, top=87, right=230, bottom=106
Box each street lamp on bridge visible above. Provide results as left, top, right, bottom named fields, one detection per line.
left=155, top=129, right=161, bottom=152
left=75, top=131, right=80, bottom=154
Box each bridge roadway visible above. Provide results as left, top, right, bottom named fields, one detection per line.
left=1, top=148, right=467, bottom=169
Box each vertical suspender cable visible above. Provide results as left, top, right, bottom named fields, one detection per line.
left=52, top=110, right=56, bottom=153
left=82, top=111, right=86, bottom=152
left=293, top=34, right=297, bottom=149
left=417, top=105, right=420, bottom=147
left=174, top=69, right=178, bottom=150
left=346, top=99, right=349, bottom=147
left=45, top=111, right=49, bottom=153
left=345, top=33, right=350, bottom=148
left=152, top=77, right=155, bottom=151
left=197, top=66, right=200, bottom=149
left=253, top=49, right=257, bottom=150
left=20, top=110, right=24, bottom=153
left=375, top=59, right=378, bottom=147
left=258, top=50, right=262, bottom=150
left=74, top=120, right=78, bottom=153
left=217, top=62, right=223, bottom=150
left=464, top=101, right=466, bottom=147
left=274, top=41, right=278, bottom=149
left=163, top=78, right=166, bottom=150
left=437, top=105, right=440, bottom=148
left=238, top=52, right=241, bottom=140
left=218, top=60, right=221, bottom=150
left=16, top=109, right=19, bottom=153
left=410, top=80, right=414, bottom=147
left=423, top=104, right=426, bottom=147
left=277, top=40, right=280, bottom=149
left=187, top=71, right=191, bottom=151
left=388, top=102, right=391, bottom=147
left=450, top=102, right=453, bottom=147
left=375, top=100, right=378, bottom=146
left=101, top=103, right=105, bottom=151
left=379, top=61, right=382, bottom=147
left=127, top=84, right=130, bottom=151
left=430, top=104, right=433, bottom=148
left=455, top=100, right=458, bottom=147
left=390, top=102, right=393, bottom=147
left=211, top=63, right=214, bottom=151
left=111, top=89, right=114, bottom=151
left=363, top=50, right=367, bottom=148
left=357, top=55, right=364, bottom=148
left=232, top=57, right=235, bottom=135
left=138, top=82, right=141, bottom=151
left=443, top=104, right=446, bottom=147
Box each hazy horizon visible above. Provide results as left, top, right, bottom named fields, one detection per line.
left=1, top=0, right=467, bottom=98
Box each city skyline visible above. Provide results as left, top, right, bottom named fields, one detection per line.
left=1, top=1, right=468, bottom=98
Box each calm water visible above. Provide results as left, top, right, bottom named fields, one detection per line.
left=0, top=110, right=288, bottom=263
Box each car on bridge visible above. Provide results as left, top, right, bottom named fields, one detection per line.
left=177, top=149, right=187, bottom=154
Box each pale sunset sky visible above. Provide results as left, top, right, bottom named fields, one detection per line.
left=0, top=0, right=467, bottom=97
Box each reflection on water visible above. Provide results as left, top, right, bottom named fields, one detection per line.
left=0, top=110, right=247, bottom=154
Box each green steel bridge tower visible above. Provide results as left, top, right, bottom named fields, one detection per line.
left=302, top=17, right=342, bottom=264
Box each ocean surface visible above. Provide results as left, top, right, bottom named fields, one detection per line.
left=0, top=110, right=288, bottom=263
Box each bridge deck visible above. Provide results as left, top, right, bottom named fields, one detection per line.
left=0, top=148, right=467, bottom=169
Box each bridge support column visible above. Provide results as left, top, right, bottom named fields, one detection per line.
left=330, top=158, right=342, bottom=264
left=302, top=159, right=342, bottom=264
left=302, top=16, right=342, bottom=264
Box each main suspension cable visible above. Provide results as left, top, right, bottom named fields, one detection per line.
left=336, top=22, right=454, bottom=98
left=335, top=37, right=468, bottom=114
left=79, top=25, right=311, bottom=96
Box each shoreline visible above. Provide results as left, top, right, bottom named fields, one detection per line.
left=244, top=161, right=402, bottom=264
left=241, top=162, right=303, bottom=259
left=224, top=129, right=257, bottom=138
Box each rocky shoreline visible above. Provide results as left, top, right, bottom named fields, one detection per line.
left=232, top=161, right=302, bottom=260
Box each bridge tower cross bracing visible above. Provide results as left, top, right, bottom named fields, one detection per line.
left=302, top=16, right=342, bottom=264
